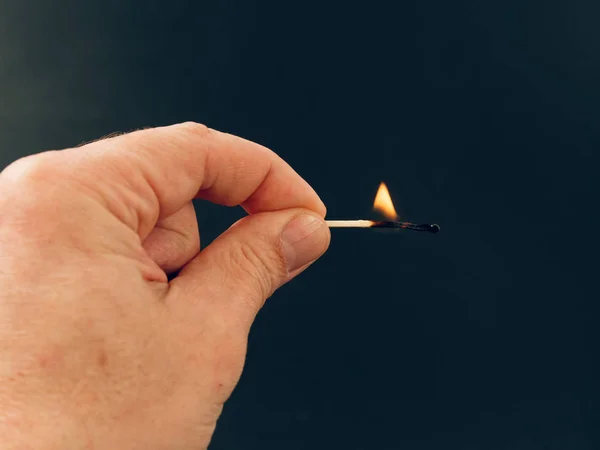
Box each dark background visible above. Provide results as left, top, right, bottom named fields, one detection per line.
left=1, top=0, right=598, bottom=448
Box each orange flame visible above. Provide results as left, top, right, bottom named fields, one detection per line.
left=373, top=182, right=398, bottom=220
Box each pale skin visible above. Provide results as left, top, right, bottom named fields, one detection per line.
left=0, top=122, right=331, bottom=450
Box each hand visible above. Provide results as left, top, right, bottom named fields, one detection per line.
left=0, top=123, right=330, bottom=450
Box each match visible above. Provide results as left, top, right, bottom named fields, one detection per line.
left=326, top=220, right=440, bottom=234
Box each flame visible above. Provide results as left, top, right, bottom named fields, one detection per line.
left=373, top=182, right=398, bottom=220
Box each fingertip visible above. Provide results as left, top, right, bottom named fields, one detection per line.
left=281, top=213, right=330, bottom=273
left=314, top=198, right=327, bottom=219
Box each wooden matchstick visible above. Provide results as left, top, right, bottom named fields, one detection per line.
left=326, top=220, right=440, bottom=234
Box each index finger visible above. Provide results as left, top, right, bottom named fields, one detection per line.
left=71, top=122, right=326, bottom=236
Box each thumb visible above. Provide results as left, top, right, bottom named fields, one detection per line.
left=169, top=209, right=330, bottom=328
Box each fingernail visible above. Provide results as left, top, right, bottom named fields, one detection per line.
left=282, top=215, right=329, bottom=272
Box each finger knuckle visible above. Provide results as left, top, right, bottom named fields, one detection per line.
left=170, top=229, right=200, bottom=261
left=1, top=152, right=62, bottom=187
left=178, top=121, right=212, bottom=139
left=229, top=241, right=286, bottom=302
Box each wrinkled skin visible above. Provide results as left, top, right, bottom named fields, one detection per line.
left=0, top=123, right=330, bottom=450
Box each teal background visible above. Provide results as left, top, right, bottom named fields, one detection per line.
left=1, top=1, right=598, bottom=448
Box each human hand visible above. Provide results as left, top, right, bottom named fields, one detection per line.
left=0, top=123, right=330, bottom=450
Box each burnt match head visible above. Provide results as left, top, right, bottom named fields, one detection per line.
left=368, top=221, right=441, bottom=233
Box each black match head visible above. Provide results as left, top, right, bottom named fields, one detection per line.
left=429, top=224, right=440, bottom=234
